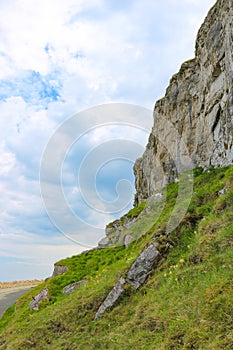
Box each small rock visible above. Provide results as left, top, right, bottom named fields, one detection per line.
left=124, top=234, right=133, bottom=247
left=218, top=188, right=227, bottom=196
left=29, top=289, right=49, bottom=310
left=63, top=280, right=87, bottom=295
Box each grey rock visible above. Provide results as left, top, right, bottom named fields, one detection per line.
left=98, top=236, right=110, bottom=248
left=98, top=217, right=137, bottom=248
left=95, top=243, right=162, bottom=319
left=134, top=0, right=233, bottom=205
left=29, top=289, right=49, bottom=311
left=63, top=280, right=87, bottom=295
left=124, top=234, right=133, bottom=247
left=94, top=277, right=126, bottom=319
left=52, top=265, right=68, bottom=277
left=127, top=243, right=162, bottom=289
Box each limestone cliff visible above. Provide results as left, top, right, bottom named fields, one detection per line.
left=134, top=0, right=233, bottom=205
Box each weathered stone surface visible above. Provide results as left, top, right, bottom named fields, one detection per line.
left=95, top=243, right=162, bottom=319
left=134, top=0, right=233, bottom=205
left=94, top=277, right=126, bottom=319
left=52, top=265, right=68, bottom=277
left=98, top=236, right=110, bottom=248
left=29, top=289, right=49, bottom=310
left=127, top=243, right=162, bottom=289
left=98, top=217, right=137, bottom=248
left=124, top=234, right=133, bottom=247
left=63, top=280, right=87, bottom=295
left=148, top=193, right=163, bottom=204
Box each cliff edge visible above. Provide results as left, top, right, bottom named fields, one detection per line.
left=134, top=0, right=233, bottom=205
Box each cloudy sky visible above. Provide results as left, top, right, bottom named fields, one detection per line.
left=0, top=0, right=216, bottom=281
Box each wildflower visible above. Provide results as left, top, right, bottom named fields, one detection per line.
left=194, top=230, right=197, bottom=235
left=179, top=258, right=185, bottom=264
left=164, top=273, right=167, bottom=277
left=169, top=271, right=172, bottom=275
left=175, top=278, right=178, bottom=282
left=187, top=245, right=190, bottom=249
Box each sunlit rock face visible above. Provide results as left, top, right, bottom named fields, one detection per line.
left=134, top=0, right=233, bottom=205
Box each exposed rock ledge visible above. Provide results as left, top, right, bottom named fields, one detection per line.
left=95, top=243, right=162, bottom=319
left=134, top=0, right=233, bottom=205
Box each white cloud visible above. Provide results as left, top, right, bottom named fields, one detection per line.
left=0, top=0, right=216, bottom=281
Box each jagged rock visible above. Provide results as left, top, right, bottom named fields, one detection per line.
left=98, top=217, right=137, bottom=248
left=52, top=265, right=68, bottom=277
left=127, top=243, right=162, bottom=289
left=98, top=236, right=110, bottom=248
left=94, top=243, right=162, bottom=319
left=29, top=289, right=49, bottom=310
left=124, top=234, right=133, bottom=247
left=62, top=280, right=87, bottom=295
left=134, top=0, right=233, bottom=205
left=94, top=277, right=126, bottom=319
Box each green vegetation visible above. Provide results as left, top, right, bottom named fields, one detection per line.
left=0, top=166, right=232, bottom=349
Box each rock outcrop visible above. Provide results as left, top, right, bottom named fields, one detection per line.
left=29, top=289, right=49, bottom=311
left=52, top=265, right=68, bottom=277
left=95, top=243, right=162, bottom=319
left=134, top=0, right=233, bottom=205
left=62, top=280, right=87, bottom=295
left=98, top=216, right=138, bottom=248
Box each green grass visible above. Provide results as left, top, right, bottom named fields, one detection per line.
left=0, top=166, right=233, bottom=349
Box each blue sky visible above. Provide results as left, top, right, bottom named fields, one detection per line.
left=0, top=0, right=216, bottom=281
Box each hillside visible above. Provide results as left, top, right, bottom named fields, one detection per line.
left=0, top=166, right=232, bottom=349
left=1, top=0, right=232, bottom=348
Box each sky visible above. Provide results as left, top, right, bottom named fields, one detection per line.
left=0, top=0, right=216, bottom=281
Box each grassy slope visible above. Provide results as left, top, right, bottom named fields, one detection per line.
left=0, top=166, right=232, bottom=350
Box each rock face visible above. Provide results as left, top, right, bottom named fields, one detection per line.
left=95, top=243, right=162, bottom=319
left=134, top=0, right=233, bottom=205
left=29, top=289, right=49, bottom=311
left=98, top=217, right=137, bottom=248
